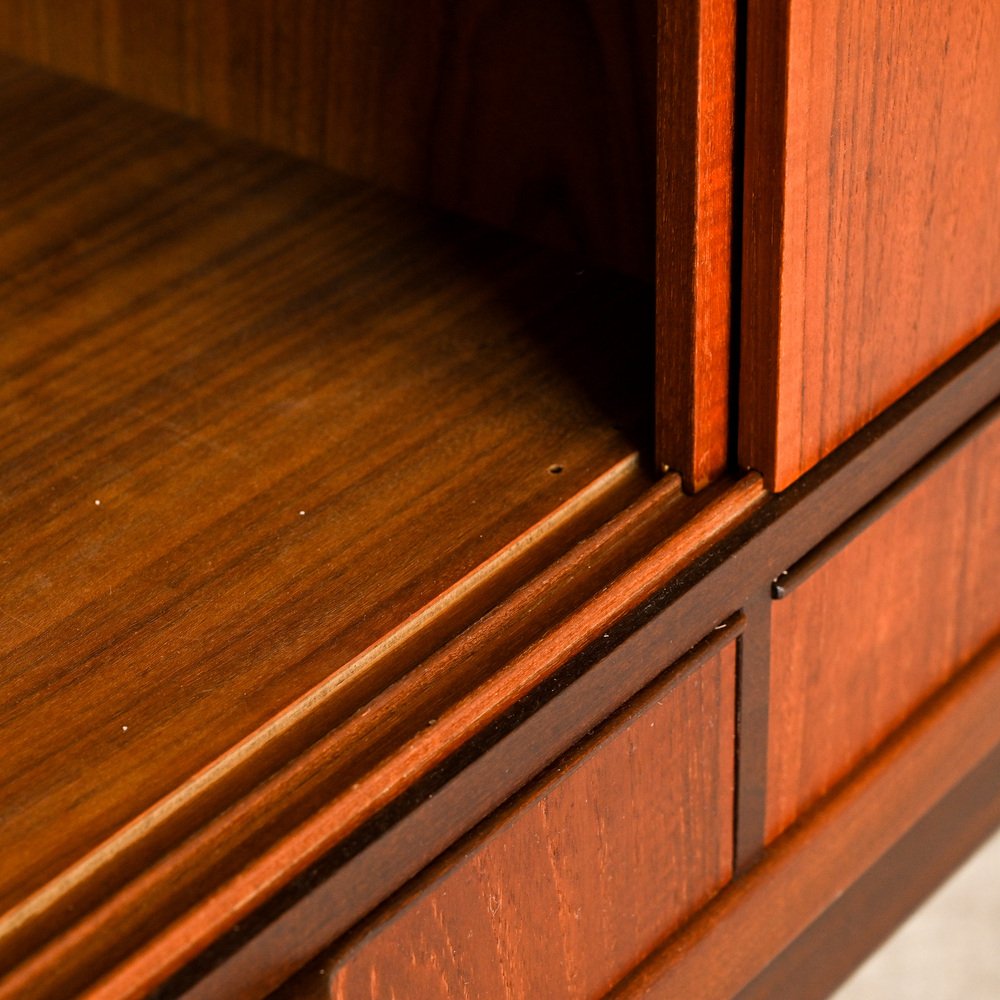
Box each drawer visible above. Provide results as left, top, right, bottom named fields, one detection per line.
left=281, top=639, right=736, bottom=1000
left=766, top=413, right=1000, bottom=843
left=741, top=1, right=1000, bottom=489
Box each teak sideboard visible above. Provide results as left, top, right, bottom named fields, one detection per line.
left=0, top=2, right=997, bottom=998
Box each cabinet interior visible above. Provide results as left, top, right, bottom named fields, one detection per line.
left=0, top=5, right=668, bottom=922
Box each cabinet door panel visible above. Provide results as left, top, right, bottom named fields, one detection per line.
left=299, top=642, right=736, bottom=1000
left=766, top=414, right=1000, bottom=843
left=742, top=0, right=1000, bottom=490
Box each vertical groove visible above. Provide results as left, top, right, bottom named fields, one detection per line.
left=733, top=586, right=773, bottom=871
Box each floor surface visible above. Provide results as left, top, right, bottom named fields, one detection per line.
left=833, top=826, right=1000, bottom=999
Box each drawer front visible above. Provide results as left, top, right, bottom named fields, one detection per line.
left=308, top=642, right=735, bottom=1000
left=766, top=414, right=1000, bottom=843
left=742, top=0, right=1000, bottom=490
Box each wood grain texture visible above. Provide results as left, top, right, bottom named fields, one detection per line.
left=739, top=738, right=1000, bottom=1000
left=766, top=412, right=1000, bottom=843
left=611, top=632, right=1000, bottom=999
left=741, top=0, right=1000, bottom=489
left=0, top=54, right=661, bottom=990
left=656, top=0, right=735, bottom=489
left=0, top=0, right=656, bottom=276
left=284, top=643, right=736, bottom=1000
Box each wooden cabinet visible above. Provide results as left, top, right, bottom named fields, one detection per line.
left=0, top=3, right=998, bottom=999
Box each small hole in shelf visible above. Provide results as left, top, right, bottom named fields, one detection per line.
left=548, top=465, right=564, bottom=475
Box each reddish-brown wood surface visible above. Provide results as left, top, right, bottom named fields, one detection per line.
left=656, top=0, right=735, bottom=489
left=612, top=633, right=1000, bottom=999
left=177, top=331, right=998, bottom=999
left=766, top=413, right=1000, bottom=843
left=283, top=644, right=735, bottom=1000
left=741, top=0, right=1000, bottom=489
left=0, top=0, right=656, bottom=276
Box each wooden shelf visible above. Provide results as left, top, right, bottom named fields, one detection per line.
left=0, top=53, right=663, bottom=970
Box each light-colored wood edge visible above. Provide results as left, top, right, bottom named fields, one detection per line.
left=610, top=632, right=1000, bottom=999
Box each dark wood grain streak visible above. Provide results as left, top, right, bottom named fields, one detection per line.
left=656, top=0, right=735, bottom=489
left=741, top=0, right=1000, bottom=489
left=0, top=0, right=656, bottom=276
left=738, top=739, right=1000, bottom=1000
left=156, top=325, right=996, bottom=998
left=766, top=413, right=1000, bottom=843
left=281, top=643, right=735, bottom=1000
left=774, top=397, right=1000, bottom=598
left=609, top=633, right=1000, bottom=999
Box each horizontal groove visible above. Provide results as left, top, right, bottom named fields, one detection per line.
left=106, top=476, right=764, bottom=999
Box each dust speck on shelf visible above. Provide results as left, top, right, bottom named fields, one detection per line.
left=122, top=725, right=128, bottom=732
left=299, top=510, right=306, bottom=516
left=94, top=499, right=101, bottom=506
left=714, top=623, right=727, bottom=630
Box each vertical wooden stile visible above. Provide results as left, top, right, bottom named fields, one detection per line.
left=656, top=0, right=737, bottom=491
